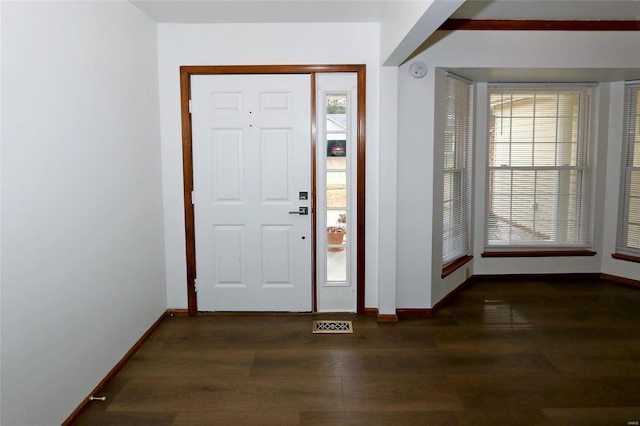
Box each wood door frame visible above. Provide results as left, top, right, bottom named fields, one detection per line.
left=180, top=64, right=366, bottom=315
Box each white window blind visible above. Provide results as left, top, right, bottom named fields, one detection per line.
left=486, top=85, right=594, bottom=249
left=616, top=83, right=640, bottom=256
left=443, top=75, right=473, bottom=264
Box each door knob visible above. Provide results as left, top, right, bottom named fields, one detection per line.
left=289, top=207, right=309, bottom=215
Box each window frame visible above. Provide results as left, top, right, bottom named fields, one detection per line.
left=484, top=83, right=595, bottom=252
left=442, top=73, right=474, bottom=268
left=615, top=82, right=640, bottom=259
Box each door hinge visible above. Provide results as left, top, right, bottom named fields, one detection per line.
left=188, top=99, right=192, bottom=114
left=194, top=279, right=197, bottom=293
left=191, top=190, right=195, bottom=205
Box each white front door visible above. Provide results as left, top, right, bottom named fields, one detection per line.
left=191, top=74, right=312, bottom=312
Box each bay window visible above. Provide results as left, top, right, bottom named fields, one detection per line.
left=486, top=85, right=594, bottom=250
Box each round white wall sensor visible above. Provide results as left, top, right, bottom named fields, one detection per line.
left=409, top=62, right=427, bottom=78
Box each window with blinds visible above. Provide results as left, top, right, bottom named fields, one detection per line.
left=442, top=75, right=473, bottom=264
left=486, top=85, right=594, bottom=249
left=616, top=83, right=640, bottom=256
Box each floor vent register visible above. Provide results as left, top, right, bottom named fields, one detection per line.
left=312, top=320, right=353, bottom=334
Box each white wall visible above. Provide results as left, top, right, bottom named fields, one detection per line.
left=0, top=1, right=3, bottom=422
left=157, top=23, right=381, bottom=310
left=397, top=31, right=640, bottom=308
left=1, top=2, right=166, bottom=424
left=396, top=60, right=435, bottom=308
left=601, top=81, right=640, bottom=279
left=377, top=66, right=398, bottom=314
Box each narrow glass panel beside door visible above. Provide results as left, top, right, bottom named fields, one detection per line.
left=325, top=94, right=348, bottom=285
left=316, top=74, right=357, bottom=312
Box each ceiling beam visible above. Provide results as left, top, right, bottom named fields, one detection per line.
left=439, top=19, right=640, bottom=31
left=381, top=0, right=465, bottom=66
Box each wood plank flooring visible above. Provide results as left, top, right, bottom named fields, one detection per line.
left=72, top=278, right=640, bottom=425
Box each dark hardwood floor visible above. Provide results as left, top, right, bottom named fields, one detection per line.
left=72, top=278, right=640, bottom=425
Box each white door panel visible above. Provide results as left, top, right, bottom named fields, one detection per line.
left=192, top=74, right=311, bottom=312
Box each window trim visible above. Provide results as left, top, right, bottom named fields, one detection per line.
left=482, top=250, right=596, bottom=258
left=441, top=255, right=473, bottom=278
left=612, top=253, right=640, bottom=264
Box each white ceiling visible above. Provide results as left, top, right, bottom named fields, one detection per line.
left=452, top=0, right=640, bottom=21
left=130, top=0, right=640, bottom=79
left=130, top=0, right=392, bottom=23
left=130, top=0, right=640, bottom=24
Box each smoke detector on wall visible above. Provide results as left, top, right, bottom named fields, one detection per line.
left=409, top=61, right=427, bottom=78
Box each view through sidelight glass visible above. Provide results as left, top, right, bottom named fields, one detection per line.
left=325, top=94, right=348, bottom=283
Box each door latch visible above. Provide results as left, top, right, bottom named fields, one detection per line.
left=289, top=207, right=309, bottom=215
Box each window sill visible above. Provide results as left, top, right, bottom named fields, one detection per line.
left=441, top=255, right=473, bottom=278
left=612, top=253, right=640, bottom=264
left=482, top=250, right=597, bottom=258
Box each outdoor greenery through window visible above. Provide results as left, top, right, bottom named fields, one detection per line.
left=617, top=83, right=640, bottom=256
left=442, top=74, right=473, bottom=265
left=486, top=85, right=594, bottom=249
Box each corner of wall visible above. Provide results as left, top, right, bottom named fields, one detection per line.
left=0, top=0, right=3, bottom=421
left=1, top=2, right=166, bottom=424
left=395, top=53, right=436, bottom=308
left=377, top=66, right=399, bottom=315
left=600, top=81, right=640, bottom=281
